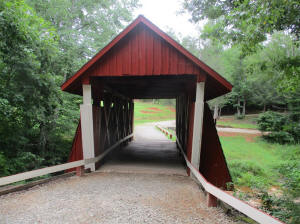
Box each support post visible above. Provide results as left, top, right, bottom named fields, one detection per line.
left=80, top=84, right=96, bottom=171
left=76, top=166, right=84, bottom=176
left=191, top=82, right=205, bottom=170
left=207, top=193, right=217, bottom=207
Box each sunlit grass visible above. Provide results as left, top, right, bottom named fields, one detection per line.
left=134, top=101, right=175, bottom=125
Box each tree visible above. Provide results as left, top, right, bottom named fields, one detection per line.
left=27, top=0, right=139, bottom=79
left=244, top=32, right=300, bottom=93
left=0, top=0, right=61, bottom=174
left=182, top=0, right=300, bottom=51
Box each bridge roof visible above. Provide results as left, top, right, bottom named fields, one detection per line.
left=61, top=15, right=232, bottom=100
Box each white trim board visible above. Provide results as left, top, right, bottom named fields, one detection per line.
left=0, top=134, right=133, bottom=187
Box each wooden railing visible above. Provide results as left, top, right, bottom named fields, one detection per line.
left=0, top=134, right=133, bottom=187
left=156, top=125, right=283, bottom=224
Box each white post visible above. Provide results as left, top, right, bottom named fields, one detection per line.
left=191, top=82, right=205, bottom=170
left=80, top=84, right=95, bottom=171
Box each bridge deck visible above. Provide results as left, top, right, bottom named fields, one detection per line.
left=0, top=124, right=235, bottom=224
left=98, top=123, right=187, bottom=176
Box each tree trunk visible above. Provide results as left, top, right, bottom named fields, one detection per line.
left=237, top=98, right=241, bottom=116
left=213, top=104, right=219, bottom=123
left=242, top=99, right=246, bottom=116
left=263, top=103, right=266, bottom=112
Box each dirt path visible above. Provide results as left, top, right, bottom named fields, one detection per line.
left=0, top=124, right=236, bottom=224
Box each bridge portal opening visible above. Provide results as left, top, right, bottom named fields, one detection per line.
left=89, top=75, right=195, bottom=175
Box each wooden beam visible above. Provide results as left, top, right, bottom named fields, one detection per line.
left=191, top=82, right=205, bottom=170
left=80, top=84, right=96, bottom=171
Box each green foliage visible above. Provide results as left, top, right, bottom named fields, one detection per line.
left=258, top=192, right=300, bottom=224
left=221, top=135, right=300, bottom=223
left=228, top=160, right=269, bottom=190
left=278, top=160, right=300, bottom=198
left=182, top=0, right=300, bottom=51
left=258, top=111, right=300, bottom=144
left=27, top=0, right=139, bottom=78
left=257, top=111, right=286, bottom=131
left=0, top=0, right=137, bottom=177
left=0, top=153, right=9, bottom=177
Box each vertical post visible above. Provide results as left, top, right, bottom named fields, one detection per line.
left=80, top=84, right=96, bottom=171
left=191, top=82, right=205, bottom=170
left=186, top=100, right=195, bottom=176
left=207, top=193, right=218, bottom=207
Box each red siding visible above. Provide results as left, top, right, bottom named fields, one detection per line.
left=200, top=103, right=232, bottom=189
left=67, top=120, right=83, bottom=172
left=87, top=24, right=200, bottom=77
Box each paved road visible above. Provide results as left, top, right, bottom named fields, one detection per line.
left=0, top=124, right=235, bottom=224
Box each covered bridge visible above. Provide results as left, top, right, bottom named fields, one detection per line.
left=61, top=15, right=232, bottom=190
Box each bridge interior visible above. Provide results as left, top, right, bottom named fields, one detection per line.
left=90, top=75, right=194, bottom=175
left=98, top=121, right=187, bottom=176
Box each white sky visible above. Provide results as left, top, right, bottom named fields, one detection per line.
left=134, top=0, right=200, bottom=38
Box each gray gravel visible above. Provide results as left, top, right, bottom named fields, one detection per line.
left=0, top=123, right=237, bottom=224
left=0, top=172, right=236, bottom=224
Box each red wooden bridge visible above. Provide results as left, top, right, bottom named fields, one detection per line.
left=0, top=15, right=283, bottom=224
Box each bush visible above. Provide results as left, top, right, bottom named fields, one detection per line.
left=263, top=131, right=294, bottom=144
left=257, top=111, right=286, bottom=131
left=235, top=114, right=245, bottom=120
left=0, top=153, right=9, bottom=177
left=228, top=160, right=269, bottom=189
left=257, top=111, right=300, bottom=144
left=278, top=161, right=300, bottom=197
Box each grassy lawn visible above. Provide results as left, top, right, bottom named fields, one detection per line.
left=134, top=100, right=175, bottom=125
left=217, top=114, right=259, bottom=129
left=221, top=135, right=300, bottom=190
left=221, top=136, right=282, bottom=189
left=220, top=135, right=300, bottom=222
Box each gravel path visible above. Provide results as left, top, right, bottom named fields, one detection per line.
left=0, top=173, right=235, bottom=224
left=158, top=119, right=263, bottom=134
left=0, top=123, right=236, bottom=224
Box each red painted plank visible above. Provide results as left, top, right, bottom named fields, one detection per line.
left=153, top=35, right=162, bottom=75
left=67, top=119, right=83, bottom=172
left=138, top=26, right=146, bottom=75
left=169, top=47, right=178, bottom=74
left=178, top=54, right=186, bottom=74
left=161, top=41, right=169, bottom=74
left=145, top=28, right=154, bottom=75
left=131, top=28, right=139, bottom=75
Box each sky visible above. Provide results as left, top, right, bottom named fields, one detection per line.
left=134, top=0, right=200, bottom=38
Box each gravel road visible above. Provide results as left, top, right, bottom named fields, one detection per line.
left=0, top=173, right=235, bottom=224
left=0, top=123, right=236, bottom=224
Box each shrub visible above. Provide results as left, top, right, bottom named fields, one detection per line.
left=235, top=114, right=245, bottom=120
left=257, top=111, right=286, bottom=131
left=257, top=111, right=300, bottom=144
left=263, top=131, right=294, bottom=144
left=228, top=160, right=269, bottom=189
left=0, top=153, right=9, bottom=177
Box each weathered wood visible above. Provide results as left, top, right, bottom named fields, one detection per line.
left=0, top=172, right=76, bottom=196
left=191, top=82, right=205, bottom=170
left=81, top=84, right=96, bottom=171
left=0, top=133, right=133, bottom=187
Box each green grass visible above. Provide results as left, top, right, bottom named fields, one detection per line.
left=220, top=135, right=299, bottom=190
left=217, top=114, right=258, bottom=129
left=134, top=100, right=175, bottom=125
left=221, top=135, right=300, bottom=223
